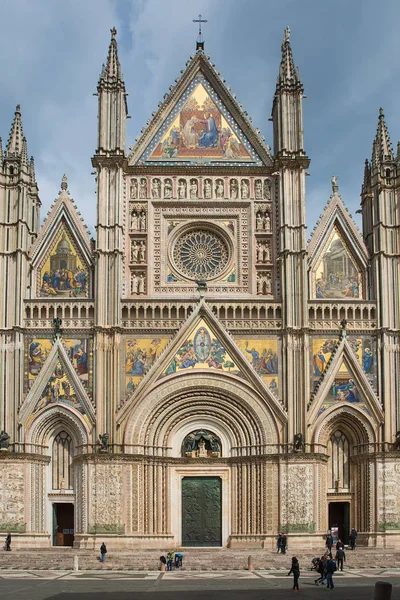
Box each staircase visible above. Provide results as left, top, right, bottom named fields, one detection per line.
left=0, top=547, right=399, bottom=571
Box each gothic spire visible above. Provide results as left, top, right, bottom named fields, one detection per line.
left=21, top=136, right=28, bottom=167
left=372, top=107, right=393, bottom=167
left=29, top=156, right=36, bottom=181
left=276, top=27, right=302, bottom=90
left=6, top=105, right=24, bottom=157
left=98, top=27, right=123, bottom=85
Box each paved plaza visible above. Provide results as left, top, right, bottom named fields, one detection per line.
left=0, top=569, right=399, bottom=600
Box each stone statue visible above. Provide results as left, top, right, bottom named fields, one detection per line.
left=53, top=317, right=63, bottom=339
left=164, top=181, right=173, bottom=199
left=131, top=210, right=139, bottom=230
left=130, top=178, right=137, bottom=199
left=293, top=433, right=304, bottom=452
left=265, top=272, right=272, bottom=294
left=230, top=179, right=238, bottom=199
left=178, top=180, right=186, bottom=199
left=131, top=241, right=139, bottom=263
left=152, top=178, right=161, bottom=198
left=0, top=431, right=10, bottom=450
left=264, top=212, right=271, bottom=231
left=331, top=175, right=339, bottom=193
left=137, top=241, right=145, bottom=263
left=264, top=179, right=272, bottom=200
left=131, top=273, right=138, bottom=294
left=139, top=178, right=147, bottom=199
left=263, top=242, right=271, bottom=263
left=241, top=179, right=249, bottom=199
left=256, top=242, right=264, bottom=263
left=138, top=273, right=146, bottom=294
left=216, top=180, right=224, bottom=198
left=139, top=211, right=146, bottom=231
left=99, top=433, right=109, bottom=452
left=255, top=180, right=263, bottom=200
left=256, top=212, right=263, bottom=231
left=204, top=179, right=212, bottom=199
left=189, top=180, right=198, bottom=199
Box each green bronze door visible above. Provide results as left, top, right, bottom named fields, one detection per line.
left=182, top=476, right=222, bottom=547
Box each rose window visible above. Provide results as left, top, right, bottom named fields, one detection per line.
left=172, top=229, right=230, bottom=280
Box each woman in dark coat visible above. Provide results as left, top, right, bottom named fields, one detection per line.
left=288, top=556, right=300, bottom=591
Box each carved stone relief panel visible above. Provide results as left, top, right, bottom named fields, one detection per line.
left=376, top=461, right=400, bottom=530
left=280, top=463, right=315, bottom=532
left=0, top=462, right=25, bottom=532
left=88, top=463, right=124, bottom=533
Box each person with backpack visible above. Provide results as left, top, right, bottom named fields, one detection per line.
left=287, top=556, right=300, bottom=591
left=314, top=555, right=327, bottom=585
left=100, top=542, right=107, bottom=563
left=326, top=556, right=337, bottom=589
left=335, top=546, right=346, bottom=571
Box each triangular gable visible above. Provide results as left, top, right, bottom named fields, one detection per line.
left=308, top=337, right=383, bottom=426
left=308, top=189, right=369, bottom=300
left=117, top=302, right=287, bottom=424
left=20, top=338, right=95, bottom=426
left=129, top=52, right=272, bottom=167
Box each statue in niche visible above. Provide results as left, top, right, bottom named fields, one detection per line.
left=131, top=210, right=139, bottom=230
left=263, top=242, right=271, bottom=263
left=189, top=179, right=198, bottom=199
left=230, top=179, right=239, bottom=199
left=0, top=431, right=10, bottom=450
left=137, top=241, right=145, bottom=263
left=255, top=180, right=263, bottom=200
left=139, top=211, right=146, bottom=231
left=204, top=179, right=212, bottom=199
left=263, top=211, right=271, bottom=231
left=139, top=178, right=147, bottom=199
left=256, top=242, right=264, bottom=263
left=257, top=272, right=272, bottom=295
left=178, top=179, right=186, bottom=199
left=138, top=273, right=146, bottom=294
left=256, top=212, right=263, bottom=231
left=130, top=178, right=138, bottom=199
left=264, top=179, right=272, bottom=200
left=241, top=179, right=249, bottom=199
left=131, top=241, right=139, bottom=263
left=182, top=429, right=222, bottom=458
left=215, top=179, right=224, bottom=199
left=164, top=179, right=173, bottom=199
left=131, top=273, right=138, bottom=294
left=152, top=178, right=161, bottom=198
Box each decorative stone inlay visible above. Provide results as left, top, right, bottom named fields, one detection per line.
left=172, top=229, right=230, bottom=280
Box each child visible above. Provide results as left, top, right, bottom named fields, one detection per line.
left=288, top=556, right=300, bottom=591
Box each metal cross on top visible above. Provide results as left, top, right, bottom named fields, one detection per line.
left=193, top=14, right=208, bottom=50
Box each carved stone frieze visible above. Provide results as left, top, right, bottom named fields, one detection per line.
left=0, top=463, right=25, bottom=532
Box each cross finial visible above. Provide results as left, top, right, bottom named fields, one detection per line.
left=193, top=13, right=207, bottom=51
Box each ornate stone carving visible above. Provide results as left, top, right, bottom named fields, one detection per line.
left=189, top=179, right=198, bottom=199
left=164, top=178, right=173, bottom=199
left=151, top=178, right=161, bottom=199
left=0, top=463, right=25, bottom=532
left=257, top=272, right=272, bottom=295
left=178, top=179, right=187, bottom=199
left=215, top=179, right=224, bottom=199
left=172, top=228, right=230, bottom=281
left=230, top=179, right=239, bottom=199
left=139, top=178, right=147, bottom=199
left=204, top=179, right=212, bottom=199
left=131, top=272, right=146, bottom=295
left=241, top=179, right=249, bottom=199
left=130, top=178, right=138, bottom=199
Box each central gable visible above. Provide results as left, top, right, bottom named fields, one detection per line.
left=131, top=51, right=272, bottom=167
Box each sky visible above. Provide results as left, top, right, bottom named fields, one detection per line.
left=1, top=0, right=400, bottom=237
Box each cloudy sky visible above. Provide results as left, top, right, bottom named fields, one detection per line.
left=1, top=0, right=400, bottom=236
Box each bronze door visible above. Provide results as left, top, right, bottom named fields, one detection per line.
left=182, top=476, right=222, bottom=547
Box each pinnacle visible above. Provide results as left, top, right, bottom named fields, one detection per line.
left=59, top=174, right=70, bottom=198
left=6, top=104, right=25, bottom=157
left=99, top=26, right=123, bottom=84
left=277, top=26, right=302, bottom=89
left=21, top=136, right=28, bottom=166
left=0, top=137, right=3, bottom=163
left=372, top=107, right=393, bottom=165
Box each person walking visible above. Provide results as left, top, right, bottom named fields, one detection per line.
left=336, top=538, right=344, bottom=551
left=281, top=533, right=287, bottom=554
left=167, top=550, right=174, bottom=571
left=100, top=542, right=107, bottom=563
left=288, top=556, right=300, bottom=591
left=350, top=528, right=357, bottom=550
left=326, top=556, right=337, bottom=590
left=335, top=546, right=346, bottom=571
left=276, top=533, right=283, bottom=553
left=326, top=533, right=333, bottom=553
left=5, top=533, right=11, bottom=552
left=315, top=555, right=327, bottom=585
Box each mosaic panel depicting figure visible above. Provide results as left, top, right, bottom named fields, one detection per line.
left=317, top=358, right=371, bottom=417
left=27, top=337, right=92, bottom=394
left=311, top=336, right=377, bottom=392
left=160, top=321, right=242, bottom=379
left=235, top=339, right=279, bottom=395
left=140, top=74, right=262, bottom=165
left=32, top=362, right=88, bottom=418
left=37, top=228, right=89, bottom=297
left=125, top=337, right=170, bottom=392
left=312, top=229, right=362, bottom=299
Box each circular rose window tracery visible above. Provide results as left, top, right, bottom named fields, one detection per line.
left=172, top=228, right=231, bottom=280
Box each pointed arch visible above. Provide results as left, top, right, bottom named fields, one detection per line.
left=311, top=403, right=377, bottom=448
left=26, top=404, right=89, bottom=448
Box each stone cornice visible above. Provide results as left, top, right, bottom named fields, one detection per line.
left=0, top=452, right=50, bottom=464
left=125, top=165, right=274, bottom=176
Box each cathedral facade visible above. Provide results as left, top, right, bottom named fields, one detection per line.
left=0, top=28, right=399, bottom=549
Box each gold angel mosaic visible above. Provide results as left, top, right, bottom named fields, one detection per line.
left=37, top=227, right=89, bottom=297
left=313, top=228, right=362, bottom=299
